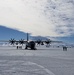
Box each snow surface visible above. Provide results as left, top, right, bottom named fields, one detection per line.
left=0, top=45, right=74, bottom=75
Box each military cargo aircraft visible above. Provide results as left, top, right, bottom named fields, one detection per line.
left=0, top=33, right=62, bottom=50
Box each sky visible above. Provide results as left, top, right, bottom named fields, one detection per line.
left=0, top=26, right=27, bottom=40
left=0, top=0, right=74, bottom=44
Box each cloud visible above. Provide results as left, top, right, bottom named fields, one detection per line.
left=44, top=0, right=74, bottom=36
left=0, top=0, right=74, bottom=37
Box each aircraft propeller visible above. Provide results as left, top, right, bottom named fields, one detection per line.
left=19, top=39, right=25, bottom=45
left=9, top=38, right=16, bottom=45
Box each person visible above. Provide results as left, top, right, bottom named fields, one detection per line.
left=17, top=46, right=18, bottom=49
left=63, top=46, right=67, bottom=51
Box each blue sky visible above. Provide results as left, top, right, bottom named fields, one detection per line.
left=0, top=26, right=74, bottom=44
left=0, top=0, right=74, bottom=44
left=0, top=26, right=28, bottom=40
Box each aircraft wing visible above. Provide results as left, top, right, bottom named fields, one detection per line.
left=33, top=39, right=63, bottom=45
left=0, top=40, right=9, bottom=42
left=50, top=40, right=63, bottom=43
left=0, top=39, right=28, bottom=45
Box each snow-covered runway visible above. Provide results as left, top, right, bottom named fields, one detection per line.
left=0, top=46, right=74, bottom=75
